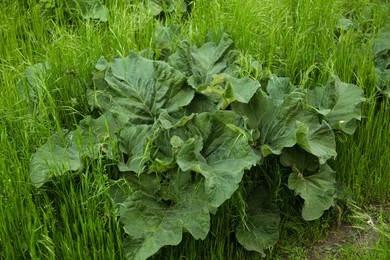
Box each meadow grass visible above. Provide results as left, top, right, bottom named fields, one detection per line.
left=1, top=0, right=389, bottom=259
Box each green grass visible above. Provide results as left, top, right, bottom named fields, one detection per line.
left=1, top=0, right=389, bottom=259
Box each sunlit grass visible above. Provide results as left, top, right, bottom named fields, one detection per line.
left=1, top=0, right=389, bottom=259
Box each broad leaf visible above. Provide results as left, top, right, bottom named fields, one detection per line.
left=296, top=115, right=336, bottom=164
left=233, top=75, right=305, bottom=156
left=280, top=146, right=319, bottom=173
left=373, top=24, right=390, bottom=98
left=152, top=25, right=181, bottom=60
left=30, top=130, right=82, bottom=187
left=77, top=114, right=120, bottom=157
left=30, top=115, right=118, bottom=187
left=233, top=75, right=337, bottom=162
left=373, top=24, right=390, bottom=56
left=375, top=68, right=390, bottom=97
left=265, top=75, right=297, bottom=98
left=68, top=0, right=109, bottom=22
left=16, top=62, right=50, bottom=104
left=198, top=73, right=260, bottom=109
left=236, top=188, right=280, bottom=257
left=174, top=111, right=258, bottom=207
left=117, top=171, right=210, bottom=260
left=89, top=52, right=194, bottom=124
left=288, top=164, right=336, bottom=221
left=149, top=0, right=188, bottom=16
left=185, top=93, right=217, bottom=113
left=336, top=17, right=353, bottom=31
left=228, top=77, right=261, bottom=103
left=118, top=125, right=153, bottom=174
left=307, top=77, right=365, bottom=134
left=157, top=111, right=195, bottom=130
left=169, top=34, right=234, bottom=88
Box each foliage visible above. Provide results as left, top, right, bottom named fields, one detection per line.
left=39, top=0, right=109, bottom=22
left=28, top=35, right=365, bottom=259
left=16, top=62, right=51, bottom=115
left=147, top=0, right=193, bottom=18
left=373, top=23, right=390, bottom=98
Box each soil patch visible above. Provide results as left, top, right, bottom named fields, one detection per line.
left=309, top=203, right=389, bottom=259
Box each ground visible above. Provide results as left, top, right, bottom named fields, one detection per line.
left=309, top=203, right=389, bottom=259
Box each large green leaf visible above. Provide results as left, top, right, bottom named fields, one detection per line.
left=118, top=110, right=257, bottom=209
left=118, top=125, right=153, bottom=174
left=373, top=24, right=390, bottom=98
left=117, top=171, right=210, bottom=260
left=184, top=93, right=217, bottom=113
left=236, top=188, right=280, bottom=257
left=67, top=0, right=109, bottom=22
left=307, top=77, right=365, bottom=134
left=157, top=111, right=195, bottom=130
left=30, top=130, right=82, bottom=188
left=296, top=115, right=336, bottom=164
left=30, top=114, right=119, bottom=187
left=149, top=0, right=188, bottom=16
left=232, top=75, right=337, bottom=162
left=169, top=34, right=234, bottom=89
left=77, top=113, right=120, bottom=157
left=233, top=79, right=304, bottom=157
left=335, top=16, right=353, bottom=31
left=88, top=52, right=194, bottom=124
left=174, top=111, right=258, bottom=207
left=197, top=73, right=261, bottom=109
left=375, top=68, right=390, bottom=98
left=280, top=146, right=319, bottom=173
left=288, top=163, right=336, bottom=221
left=16, top=62, right=50, bottom=105
left=373, top=24, right=390, bottom=56
left=167, top=34, right=259, bottom=109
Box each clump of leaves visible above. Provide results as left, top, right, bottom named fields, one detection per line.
left=40, top=0, right=109, bottom=23
left=16, top=62, right=51, bottom=112
left=373, top=24, right=390, bottom=98
left=146, top=0, right=194, bottom=20
left=29, top=34, right=365, bottom=259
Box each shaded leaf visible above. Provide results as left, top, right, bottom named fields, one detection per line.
left=233, top=74, right=337, bottom=162
left=185, top=93, right=217, bottom=113
left=174, top=111, right=258, bottom=207
left=30, top=115, right=118, bottom=187
left=375, top=68, right=390, bottom=97
left=336, top=17, right=353, bottom=31
left=296, top=115, right=336, bottom=164
left=157, top=111, right=195, bottom=130
left=233, top=75, right=306, bottom=157
left=373, top=24, right=390, bottom=98
left=16, top=62, right=50, bottom=105
left=152, top=25, right=181, bottom=60
left=288, top=164, right=336, bottom=221
left=373, top=24, right=390, bottom=56
left=30, top=130, right=82, bottom=188
left=118, top=125, right=153, bottom=174
left=117, top=171, right=210, bottom=260
left=149, top=0, right=188, bottom=16
left=236, top=188, right=280, bottom=257
left=280, top=146, right=319, bottom=173
left=68, top=0, right=109, bottom=22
